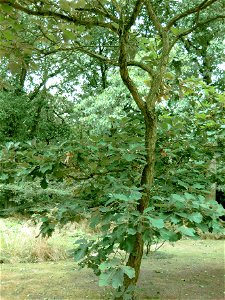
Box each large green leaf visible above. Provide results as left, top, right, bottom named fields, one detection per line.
left=99, top=269, right=116, bottom=287
left=112, top=269, right=124, bottom=289
left=73, top=242, right=88, bottom=261
left=121, top=266, right=135, bottom=279
left=178, top=226, right=196, bottom=237
left=146, top=217, right=164, bottom=229
left=189, top=212, right=203, bottom=224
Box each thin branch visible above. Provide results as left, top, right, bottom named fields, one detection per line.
left=29, top=69, right=62, bottom=100
left=66, top=168, right=126, bottom=181
left=119, top=32, right=146, bottom=114
left=125, top=0, right=144, bottom=31
left=52, top=109, right=66, bottom=124
left=171, top=14, right=225, bottom=47
left=144, top=1, right=164, bottom=37
left=38, top=44, right=154, bottom=76
left=68, top=6, right=119, bottom=24
left=0, top=0, right=118, bottom=33
left=87, top=1, right=119, bottom=23
left=166, top=0, right=219, bottom=30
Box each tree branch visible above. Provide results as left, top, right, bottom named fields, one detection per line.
left=171, top=14, right=225, bottom=47
left=144, top=1, right=164, bottom=37
left=125, top=0, right=144, bottom=31
left=38, top=44, right=154, bottom=76
left=76, top=2, right=119, bottom=24
left=0, top=0, right=118, bottom=33
left=29, top=69, right=62, bottom=100
left=119, top=31, right=146, bottom=114
left=166, top=0, right=219, bottom=30
left=127, top=61, right=154, bottom=77
left=66, top=168, right=126, bottom=181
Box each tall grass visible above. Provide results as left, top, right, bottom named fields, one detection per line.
left=0, top=218, right=89, bottom=263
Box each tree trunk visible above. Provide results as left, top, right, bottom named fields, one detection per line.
left=117, top=17, right=168, bottom=298
left=116, top=112, right=157, bottom=299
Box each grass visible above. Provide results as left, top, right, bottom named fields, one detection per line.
left=0, top=218, right=89, bottom=263
left=0, top=218, right=224, bottom=299
left=0, top=240, right=224, bottom=299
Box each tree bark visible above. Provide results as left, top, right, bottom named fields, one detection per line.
left=117, top=17, right=167, bottom=300
left=117, top=21, right=168, bottom=296
left=117, top=112, right=157, bottom=299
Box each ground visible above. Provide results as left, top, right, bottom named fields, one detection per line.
left=0, top=240, right=224, bottom=299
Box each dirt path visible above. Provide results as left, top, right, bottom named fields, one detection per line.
left=139, top=240, right=224, bottom=299
left=0, top=240, right=224, bottom=299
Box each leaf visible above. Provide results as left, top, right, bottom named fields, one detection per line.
left=74, top=245, right=88, bottom=261
left=177, top=180, right=188, bottom=189
left=99, top=269, right=116, bottom=287
left=121, top=266, right=135, bottom=279
left=144, top=207, right=154, bottom=213
left=59, top=0, right=71, bottom=11
left=192, top=183, right=205, bottom=190
left=0, top=174, right=9, bottom=181
left=146, top=217, right=164, bottom=229
left=184, top=193, right=196, bottom=200
left=178, top=226, right=196, bottom=237
left=1, top=4, right=13, bottom=13
left=112, top=269, right=124, bottom=289
left=8, top=61, right=21, bottom=74
left=123, top=153, right=137, bottom=161
left=144, top=79, right=152, bottom=87
left=127, top=228, right=136, bottom=235
left=165, top=72, right=175, bottom=80
left=171, top=27, right=185, bottom=35
left=160, top=229, right=181, bottom=241
left=71, top=0, right=86, bottom=8
left=4, top=30, right=16, bottom=41
left=189, top=212, right=203, bottom=224
left=40, top=164, right=53, bottom=174
left=62, top=29, right=75, bottom=41
left=120, top=235, right=136, bottom=252
left=131, top=190, right=142, bottom=200
left=171, top=194, right=184, bottom=201
left=99, top=261, right=111, bottom=271
left=89, top=214, right=101, bottom=228
left=112, top=194, right=129, bottom=201
left=170, top=216, right=180, bottom=224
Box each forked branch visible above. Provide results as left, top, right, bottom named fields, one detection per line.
left=166, top=0, right=220, bottom=30
left=0, top=0, right=118, bottom=32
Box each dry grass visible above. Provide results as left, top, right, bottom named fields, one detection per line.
left=0, top=218, right=89, bottom=263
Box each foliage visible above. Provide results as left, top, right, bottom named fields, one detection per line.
left=0, top=182, right=75, bottom=217
left=0, top=84, right=224, bottom=294
left=0, top=91, right=73, bottom=144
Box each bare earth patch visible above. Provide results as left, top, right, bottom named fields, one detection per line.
left=0, top=240, right=224, bottom=299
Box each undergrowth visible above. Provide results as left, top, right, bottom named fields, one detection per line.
left=0, top=218, right=91, bottom=263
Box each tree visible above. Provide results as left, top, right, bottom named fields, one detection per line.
left=0, top=0, right=224, bottom=298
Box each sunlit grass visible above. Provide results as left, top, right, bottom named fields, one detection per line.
left=0, top=218, right=88, bottom=263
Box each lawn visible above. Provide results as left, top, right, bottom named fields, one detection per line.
left=1, top=240, right=224, bottom=299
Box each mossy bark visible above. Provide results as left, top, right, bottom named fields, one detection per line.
left=117, top=24, right=169, bottom=298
